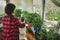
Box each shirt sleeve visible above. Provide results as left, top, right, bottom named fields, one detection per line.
left=15, top=18, right=25, bottom=28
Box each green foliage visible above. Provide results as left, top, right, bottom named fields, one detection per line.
left=23, top=11, right=32, bottom=23
left=24, top=12, right=43, bottom=27
left=35, top=28, right=60, bottom=40
left=46, top=30, right=57, bottom=40
left=32, top=13, right=43, bottom=27
left=14, top=9, right=22, bottom=17
left=0, top=27, right=2, bottom=32
left=0, top=13, right=5, bottom=17
left=14, top=9, right=43, bottom=27
left=0, top=13, right=5, bottom=23
left=0, top=14, right=4, bottom=33
left=46, top=11, right=60, bottom=20
left=35, top=29, right=47, bottom=40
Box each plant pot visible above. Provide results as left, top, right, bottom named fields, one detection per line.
left=34, top=27, right=41, bottom=32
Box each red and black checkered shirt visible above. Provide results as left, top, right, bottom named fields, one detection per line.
left=2, top=15, right=25, bottom=40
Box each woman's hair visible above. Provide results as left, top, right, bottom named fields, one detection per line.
left=5, top=3, right=16, bottom=19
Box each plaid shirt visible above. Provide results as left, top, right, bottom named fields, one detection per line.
left=2, top=15, right=25, bottom=40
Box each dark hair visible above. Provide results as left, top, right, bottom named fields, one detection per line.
left=5, top=3, right=16, bottom=19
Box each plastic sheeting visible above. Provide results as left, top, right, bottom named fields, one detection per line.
left=0, top=0, right=6, bottom=14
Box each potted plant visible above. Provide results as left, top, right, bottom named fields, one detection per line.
left=24, top=12, right=43, bottom=31
left=35, top=27, right=60, bottom=40
left=35, top=28, right=47, bottom=40
left=29, top=13, right=43, bottom=40
left=31, top=13, right=43, bottom=32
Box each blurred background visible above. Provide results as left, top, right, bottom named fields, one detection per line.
left=0, top=0, right=60, bottom=40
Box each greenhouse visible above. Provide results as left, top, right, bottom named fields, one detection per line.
left=0, top=0, right=60, bottom=40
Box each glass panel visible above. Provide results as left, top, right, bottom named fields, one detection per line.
left=0, top=0, right=6, bottom=14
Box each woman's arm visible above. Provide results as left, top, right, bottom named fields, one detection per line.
left=15, top=18, right=25, bottom=28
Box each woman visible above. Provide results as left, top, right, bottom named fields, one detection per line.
left=2, top=3, right=25, bottom=40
